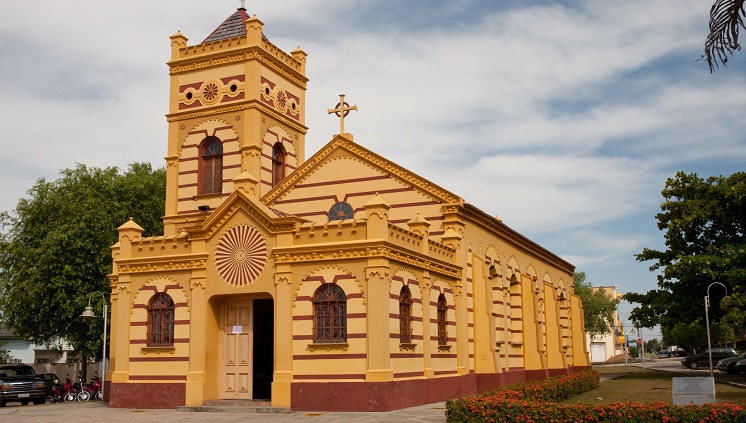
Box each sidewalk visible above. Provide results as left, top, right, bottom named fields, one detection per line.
left=0, top=400, right=448, bottom=423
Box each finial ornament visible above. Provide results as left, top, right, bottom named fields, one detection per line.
left=239, top=0, right=246, bottom=10
left=327, top=94, right=357, bottom=134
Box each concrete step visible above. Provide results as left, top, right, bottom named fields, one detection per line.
left=177, top=399, right=290, bottom=413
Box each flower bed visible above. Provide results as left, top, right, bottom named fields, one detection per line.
left=445, top=369, right=746, bottom=422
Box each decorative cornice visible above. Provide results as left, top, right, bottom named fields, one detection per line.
left=167, top=102, right=307, bottom=134
left=169, top=48, right=308, bottom=89
left=274, top=240, right=461, bottom=280
left=115, top=254, right=209, bottom=274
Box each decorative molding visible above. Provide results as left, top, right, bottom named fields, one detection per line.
left=399, top=343, right=417, bottom=352
left=307, top=343, right=349, bottom=352
left=170, top=49, right=307, bottom=89
left=140, top=346, right=177, bottom=355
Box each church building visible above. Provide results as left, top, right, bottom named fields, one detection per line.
left=106, top=7, right=590, bottom=412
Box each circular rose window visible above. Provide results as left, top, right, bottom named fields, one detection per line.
left=215, top=225, right=267, bottom=286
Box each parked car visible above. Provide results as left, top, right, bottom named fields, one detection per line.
left=0, top=364, right=46, bottom=406
left=35, top=373, right=61, bottom=398
left=735, top=358, right=746, bottom=374
left=681, top=348, right=738, bottom=370
left=716, top=352, right=746, bottom=374
left=658, top=349, right=671, bottom=358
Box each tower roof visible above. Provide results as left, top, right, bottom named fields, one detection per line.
left=202, top=8, right=252, bottom=43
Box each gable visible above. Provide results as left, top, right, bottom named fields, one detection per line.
left=264, top=140, right=461, bottom=236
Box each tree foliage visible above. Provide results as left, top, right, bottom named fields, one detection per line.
left=704, top=0, right=746, bottom=71
left=624, top=172, right=746, bottom=342
left=0, top=163, right=165, bottom=358
left=573, top=272, right=619, bottom=338
left=0, top=341, right=12, bottom=364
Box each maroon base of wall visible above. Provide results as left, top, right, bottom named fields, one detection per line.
left=105, top=367, right=591, bottom=411
left=291, top=375, right=478, bottom=412
left=108, top=382, right=185, bottom=408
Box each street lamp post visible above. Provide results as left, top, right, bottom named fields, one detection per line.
left=80, top=291, right=108, bottom=400
left=705, top=282, right=729, bottom=379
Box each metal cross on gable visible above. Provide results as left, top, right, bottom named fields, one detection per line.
left=327, top=94, right=357, bottom=134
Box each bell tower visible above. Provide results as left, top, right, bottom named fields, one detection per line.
left=163, top=7, right=308, bottom=235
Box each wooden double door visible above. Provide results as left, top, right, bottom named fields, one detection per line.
left=221, top=298, right=274, bottom=400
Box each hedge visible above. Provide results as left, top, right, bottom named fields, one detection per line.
left=445, top=369, right=746, bottom=422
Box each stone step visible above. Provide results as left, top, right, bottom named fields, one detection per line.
left=177, top=399, right=290, bottom=413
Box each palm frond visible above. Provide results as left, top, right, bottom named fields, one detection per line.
left=704, top=0, right=746, bottom=71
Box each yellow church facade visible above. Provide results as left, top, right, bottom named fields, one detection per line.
left=106, top=7, right=589, bottom=411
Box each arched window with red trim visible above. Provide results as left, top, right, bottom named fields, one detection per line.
left=399, top=285, right=412, bottom=343
left=272, top=142, right=286, bottom=187
left=437, top=293, right=447, bottom=345
left=313, top=283, right=347, bottom=343
left=147, top=293, right=174, bottom=347
left=200, top=137, right=223, bottom=195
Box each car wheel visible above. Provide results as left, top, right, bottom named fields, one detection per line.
left=0, top=399, right=5, bottom=407
left=727, top=363, right=738, bottom=374
left=690, top=361, right=699, bottom=370
left=20, top=400, right=29, bottom=406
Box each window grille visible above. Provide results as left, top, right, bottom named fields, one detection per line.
left=399, top=285, right=412, bottom=343
left=147, top=293, right=175, bottom=347
left=313, top=284, right=347, bottom=343
left=437, top=293, right=447, bottom=345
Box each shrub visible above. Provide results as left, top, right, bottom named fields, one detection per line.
left=445, top=369, right=746, bottom=422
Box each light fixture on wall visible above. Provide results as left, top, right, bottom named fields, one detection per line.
left=198, top=205, right=210, bottom=211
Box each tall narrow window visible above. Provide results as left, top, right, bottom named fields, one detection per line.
left=201, top=138, right=223, bottom=195
left=272, top=142, right=286, bottom=187
left=328, top=202, right=354, bottom=221
left=437, top=293, right=447, bottom=345
left=313, top=283, right=347, bottom=343
left=399, top=285, right=412, bottom=343
left=147, top=293, right=175, bottom=347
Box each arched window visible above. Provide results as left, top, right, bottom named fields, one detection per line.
left=437, top=293, right=447, bottom=346
left=328, top=202, right=354, bottom=221
left=313, top=284, right=347, bottom=343
left=201, top=138, right=223, bottom=195
left=272, top=142, right=286, bottom=187
left=399, top=285, right=412, bottom=343
left=147, top=293, right=175, bottom=347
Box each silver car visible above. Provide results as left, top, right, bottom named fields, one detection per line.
left=715, top=351, right=746, bottom=374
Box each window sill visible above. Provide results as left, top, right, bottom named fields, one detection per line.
left=399, top=343, right=417, bottom=351
left=308, top=342, right=349, bottom=352
left=140, top=346, right=176, bottom=355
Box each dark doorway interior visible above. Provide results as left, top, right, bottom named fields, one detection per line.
left=252, top=298, right=274, bottom=400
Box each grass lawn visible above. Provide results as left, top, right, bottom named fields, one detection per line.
left=560, top=366, right=746, bottom=405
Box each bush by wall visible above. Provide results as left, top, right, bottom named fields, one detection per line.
left=445, top=369, right=746, bottom=422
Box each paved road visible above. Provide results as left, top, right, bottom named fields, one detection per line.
left=0, top=400, right=448, bottom=423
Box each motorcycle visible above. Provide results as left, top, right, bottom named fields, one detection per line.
left=79, top=374, right=101, bottom=401
left=48, top=378, right=65, bottom=403
left=62, top=375, right=89, bottom=402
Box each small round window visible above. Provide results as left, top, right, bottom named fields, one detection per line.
left=328, top=202, right=354, bottom=221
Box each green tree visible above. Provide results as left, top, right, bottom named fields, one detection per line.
left=0, top=163, right=165, bottom=359
left=624, top=172, right=746, bottom=342
left=669, top=320, right=708, bottom=351
left=704, top=0, right=746, bottom=71
left=573, top=272, right=620, bottom=338
left=0, top=341, right=12, bottom=364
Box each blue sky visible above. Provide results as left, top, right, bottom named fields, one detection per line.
left=2, top=1, right=745, bottom=337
